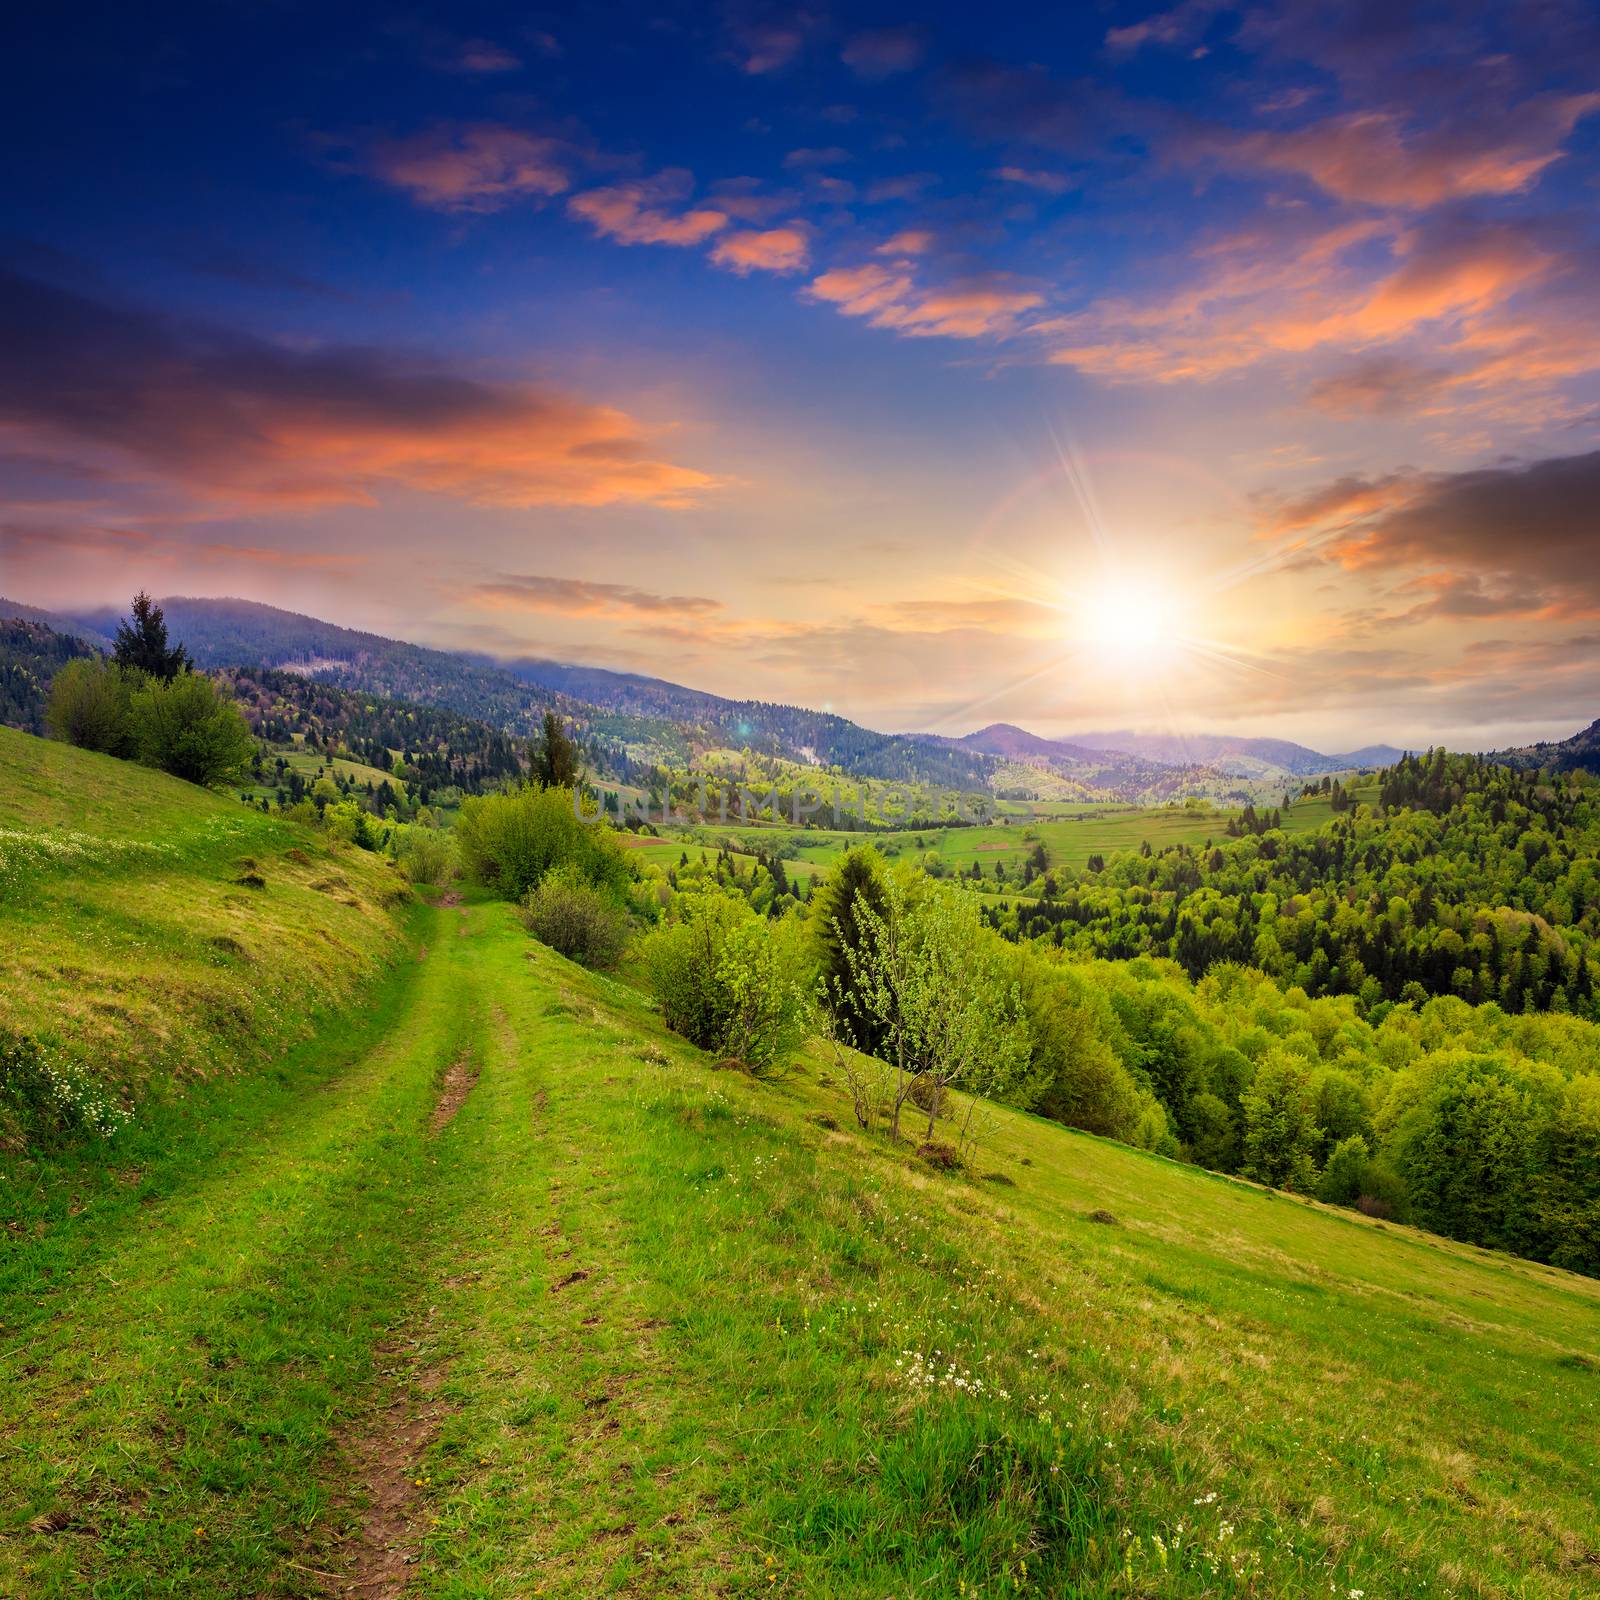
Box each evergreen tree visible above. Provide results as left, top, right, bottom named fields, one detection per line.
left=532, top=710, right=582, bottom=788
left=113, top=592, right=190, bottom=681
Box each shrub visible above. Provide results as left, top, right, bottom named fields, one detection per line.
left=1316, top=1133, right=1372, bottom=1206
left=641, top=889, right=810, bottom=1070
left=396, top=829, right=457, bottom=886
left=129, top=672, right=256, bottom=787
left=45, top=658, right=137, bottom=755
left=455, top=784, right=630, bottom=901
left=523, top=862, right=629, bottom=969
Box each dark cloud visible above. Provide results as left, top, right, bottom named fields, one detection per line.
left=1276, top=450, right=1600, bottom=615
left=0, top=267, right=721, bottom=509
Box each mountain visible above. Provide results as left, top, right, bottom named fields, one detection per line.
left=1067, top=728, right=1404, bottom=777
left=1494, top=717, right=1600, bottom=774
left=953, top=722, right=1109, bottom=763
left=54, top=597, right=595, bottom=740
left=0, top=596, right=114, bottom=652
left=9, top=593, right=1415, bottom=798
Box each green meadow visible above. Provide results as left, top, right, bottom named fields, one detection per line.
left=2, top=743, right=1596, bottom=1598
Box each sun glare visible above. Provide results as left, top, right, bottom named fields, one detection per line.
left=1077, top=578, right=1180, bottom=669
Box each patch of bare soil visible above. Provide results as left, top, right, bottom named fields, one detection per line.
left=428, top=1052, right=479, bottom=1137
left=314, top=1360, right=451, bottom=1599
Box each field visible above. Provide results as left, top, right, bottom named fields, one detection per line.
left=645, top=786, right=1366, bottom=893
left=2, top=749, right=1596, bottom=1598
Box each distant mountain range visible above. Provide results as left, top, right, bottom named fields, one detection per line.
left=1493, top=718, right=1600, bottom=774
left=1061, top=728, right=1406, bottom=777
left=1, top=593, right=1429, bottom=798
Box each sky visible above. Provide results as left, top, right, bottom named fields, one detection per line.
left=2, top=0, right=1599, bottom=751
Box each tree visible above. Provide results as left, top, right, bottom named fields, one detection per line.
left=1239, top=1051, right=1321, bottom=1191
left=129, top=672, right=255, bottom=787
left=813, top=846, right=892, bottom=1054
left=44, top=658, right=136, bottom=755
left=834, top=873, right=1031, bottom=1145
left=114, top=592, right=190, bottom=681
left=532, top=711, right=581, bottom=789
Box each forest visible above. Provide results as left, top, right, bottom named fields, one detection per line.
left=984, top=751, right=1600, bottom=1018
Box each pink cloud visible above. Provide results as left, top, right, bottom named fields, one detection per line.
left=567, top=171, right=728, bottom=246
left=366, top=123, right=568, bottom=213
left=710, top=225, right=811, bottom=275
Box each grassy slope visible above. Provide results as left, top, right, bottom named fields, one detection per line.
left=3, top=878, right=1597, bottom=1596
left=0, top=726, right=409, bottom=1134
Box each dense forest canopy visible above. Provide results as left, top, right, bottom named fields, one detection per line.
left=987, top=751, right=1600, bottom=1019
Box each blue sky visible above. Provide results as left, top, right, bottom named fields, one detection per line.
left=4, top=0, right=1600, bottom=747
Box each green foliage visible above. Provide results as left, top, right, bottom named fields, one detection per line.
left=45, top=657, right=136, bottom=755
left=812, top=845, right=891, bottom=1054
left=1317, top=1133, right=1373, bottom=1206
left=522, top=862, right=629, bottom=969
left=832, top=873, right=1031, bottom=1141
left=130, top=672, right=256, bottom=787
left=1013, top=952, right=1143, bottom=1140
left=113, top=591, right=191, bottom=681
left=992, top=754, right=1600, bottom=1017
left=1240, top=1052, right=1321, bottom=1191
left=455, top=783, right=631, bottom=901
left=641, top=889, right=810, bottom=1068
left=532, top=710, right=582, bottom=788
left=394, top=828, right=457, bottom=886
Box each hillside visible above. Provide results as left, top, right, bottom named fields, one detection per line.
left=0, top=726, right=411, bottom=1148
left=0, top=617, right=94, bottom=734
left=1497, top=716, right=1600, bottom=775
left=4, top=884, right=1599, bottom=1595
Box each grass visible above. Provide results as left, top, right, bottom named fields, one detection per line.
left=4, top=750, right=1594, bottom=1596
left=0, top=726, right=409, bottom=1139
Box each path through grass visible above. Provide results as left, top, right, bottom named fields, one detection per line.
left=4, top=890, right=1598, bottom=1597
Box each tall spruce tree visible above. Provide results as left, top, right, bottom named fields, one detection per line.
left=114, top=592, right=190, bottom=681
left=532, top=710, right=581, bottom=788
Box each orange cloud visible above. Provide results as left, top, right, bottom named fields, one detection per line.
left=366, top=123, right=569, bottom=212
left=567, top=171, right=728, bottom=246
left=1216, top=95, right=1600, bottom=208
left=875, top=229, right=935, bottom=256
left=710, top=225, right=810, bottom=275
left=0, top=268, right=724, bottom=512
left=808, top=265, right=1043, bottom=339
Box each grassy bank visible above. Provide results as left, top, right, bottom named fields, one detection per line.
left=0, top=726, right=410, bottom=1144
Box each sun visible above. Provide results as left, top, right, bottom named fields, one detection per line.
left=1076, top=578, right=1181, bottom=669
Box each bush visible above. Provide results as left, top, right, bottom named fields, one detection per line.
left=45, top=658, right=136, bottom=755
left=396, top=829, right=457, bottom=886
left=456, top=784, right=631, bottom=901
left=641, top=889, right=810, bottom=1070
left=523, top=862, right=629, bottom=969
left=130, top=672, right=256, bottom=787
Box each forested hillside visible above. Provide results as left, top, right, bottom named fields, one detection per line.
left=992, top=752, right=1600, bottom=1017
left=0, top=619, right=93, bottom=733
